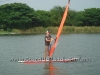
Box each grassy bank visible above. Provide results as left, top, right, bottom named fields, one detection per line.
left=0, top=26, right=100, bottom=35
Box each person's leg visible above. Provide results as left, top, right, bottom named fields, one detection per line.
left=44, top=46, right=48, bottom=60
left=48, top=44, right=53, bottom=60
left=48, top=44, right=51, bottom=56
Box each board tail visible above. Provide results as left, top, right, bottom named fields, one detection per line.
left=49, top=0, right=70, bottom=57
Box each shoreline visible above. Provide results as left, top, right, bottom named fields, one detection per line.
left=0, top=26, right=100, bottom=35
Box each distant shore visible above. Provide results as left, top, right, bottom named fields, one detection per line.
left=0, top=26, right=100, bottom=35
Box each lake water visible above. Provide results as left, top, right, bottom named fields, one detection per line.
left=0, top=34, right=100, bottom=75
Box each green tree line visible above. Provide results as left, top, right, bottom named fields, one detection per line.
left=0, top=3, right=100, bottom=30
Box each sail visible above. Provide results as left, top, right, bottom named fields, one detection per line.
left=49, top=0, right=70, bottom=57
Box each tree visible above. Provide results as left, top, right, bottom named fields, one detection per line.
left=0, top=3, right=36, bottom=30
left=50, top=6, right=65, bottom=26
left=35, top=10, right=51, bottom=27
left=83, top=8, right=100, bottom=26
left=0, top=3, right=100, bottom=30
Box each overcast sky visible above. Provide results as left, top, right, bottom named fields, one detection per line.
left=0, top=0, right=100, bottom=11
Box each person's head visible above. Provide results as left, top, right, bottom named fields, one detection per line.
left=46, top=31, right=51, bottom=35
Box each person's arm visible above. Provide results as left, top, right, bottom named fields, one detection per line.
left=46, top=38, right=51, bottom=42
left=46, top=38, right=54, bottom=42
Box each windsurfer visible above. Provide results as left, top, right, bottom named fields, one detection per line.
left=44, top=31, right=54, bottom=61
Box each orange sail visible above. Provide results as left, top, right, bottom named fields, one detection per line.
left=49, top=0, right=70, bottom=57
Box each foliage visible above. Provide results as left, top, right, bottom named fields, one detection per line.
left=0, top=3, right=36, bottom=30
left=0, top=3, right=100, bottom=30
left=83, top=8, right=100, bottom=26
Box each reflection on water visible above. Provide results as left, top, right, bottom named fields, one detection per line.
left=43, top=62, right=66, bottom=75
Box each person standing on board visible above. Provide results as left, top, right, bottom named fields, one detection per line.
left=44, top=31, right=54, bottom=60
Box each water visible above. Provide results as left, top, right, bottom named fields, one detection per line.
left=0, top=34, right=100, bottom=75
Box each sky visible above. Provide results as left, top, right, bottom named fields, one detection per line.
left=0, top=0, right=100, bottom=11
